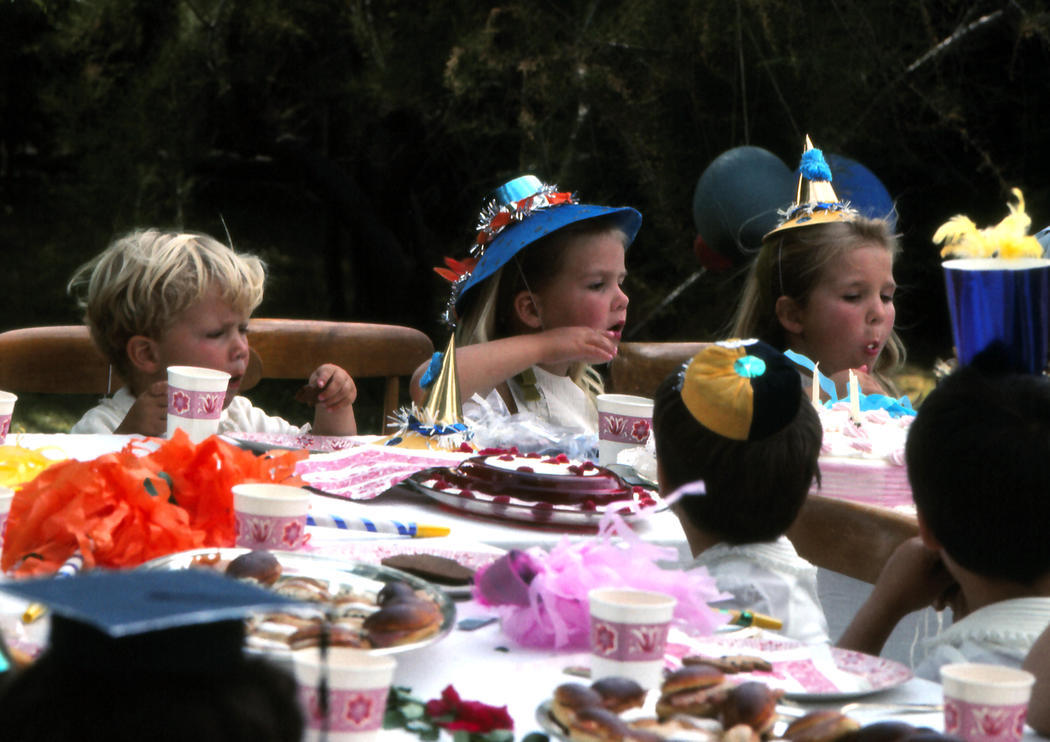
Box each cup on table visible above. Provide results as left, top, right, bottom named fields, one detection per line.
left=0, top=486, right=14, bottom=552
left=294, top=648, right=396, bottom=742
left=0, top=391, right=17, bottom=444
left=232, top=483, right=310, bottom=551
left=595, top=393, right=654, bottom=467
left=589, top=587, right=676, bottom=689
left=165, top=365, right=230, bottom=443
left=940, top=662, right=1035, bottom=742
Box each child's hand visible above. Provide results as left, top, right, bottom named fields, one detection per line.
left=116, top=380, right=168, bottom=436
left=303, top=364, right=357, bottom=410
left=306, top=364, right=358, bottom=437
left=537, top=326, right=620, bottom=366
left=870, top=537, right=957, bottom=618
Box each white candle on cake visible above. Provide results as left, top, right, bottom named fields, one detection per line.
left=811, top=362, right=821, bottom=409
left=848, top=369, right=861, bottom=423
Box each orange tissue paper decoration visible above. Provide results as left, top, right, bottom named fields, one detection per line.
left=1, top=430, right=307, bottom=576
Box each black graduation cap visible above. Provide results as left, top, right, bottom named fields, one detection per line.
left=0, top=568, right=306, bottom=674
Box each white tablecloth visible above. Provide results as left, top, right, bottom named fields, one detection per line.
left=5, top=434, right=1035, bottom=738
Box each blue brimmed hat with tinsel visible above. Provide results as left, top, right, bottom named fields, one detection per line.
left=436, top=174, right=642, bottom=323
left=763, top=135, right=858, bottom=241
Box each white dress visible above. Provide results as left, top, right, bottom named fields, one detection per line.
left=913, top=597, right=1050, bottom=680
left=465, top=365, right=598, bottom=436
left=70, top=386, right=307, bottom=435
left=685, top=537, right=831, bottom=645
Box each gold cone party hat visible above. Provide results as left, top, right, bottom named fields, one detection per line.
left=423, top=334, right=463, bottom=426
left=764, top=135, right=856, bottom=240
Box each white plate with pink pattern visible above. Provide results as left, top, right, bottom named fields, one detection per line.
left=223, top=432, right=362, bottom=454
left=665, top=628, right=913, bottom=701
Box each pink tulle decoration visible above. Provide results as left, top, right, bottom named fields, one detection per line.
left=473, top=511, right=729, bottom=649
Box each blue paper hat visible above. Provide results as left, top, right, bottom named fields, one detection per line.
left=452, top=175, right=642, bottom=314
left=0, top=568, right=306, bottom=672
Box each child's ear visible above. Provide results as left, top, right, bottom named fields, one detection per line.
left=916, top=512, right=943, bottom=551
left=126, top=335, right=162, bottom=375
left=775, top=295, right=805, bottom=335
left=513, top=290, right=544, bottom=330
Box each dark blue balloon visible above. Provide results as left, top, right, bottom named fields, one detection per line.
left=692, top=146, right=795, bottom=266
left=823, top=153, right=897, bottom=231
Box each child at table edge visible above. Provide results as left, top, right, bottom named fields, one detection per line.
left=67, top=228, right=357, bottom=437
left=838, top=350, right=1050, bottom=680
left=409, top=174, right=640, bottom=436
left=653, top=338, right=830, bottom=645
left=729, top=138, right=904, bottom=400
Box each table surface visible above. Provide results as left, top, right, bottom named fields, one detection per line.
left=3, top=434, right=1036, bottom=739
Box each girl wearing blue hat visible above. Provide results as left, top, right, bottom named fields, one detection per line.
left=411, top=175, right=641, bottom=434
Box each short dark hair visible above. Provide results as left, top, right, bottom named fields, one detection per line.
left=0, top=654, right=303, bottom=742
left=906, top=361, right=1050, bottom=584
left=653, top=369, right=822, bottom=544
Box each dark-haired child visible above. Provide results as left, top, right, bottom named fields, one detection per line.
left=839, top=360, right=1050, bottom=678
left=653, top=339, right=829, bottom=644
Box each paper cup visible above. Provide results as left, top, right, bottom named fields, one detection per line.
left=943, top=258, right=1050, bottom=374
left=596, top=394, right=654, bottom=466
left=0, top=487, right=14, bottom=553
left=233, top=483, right=310, bottom=550
left=166, top=365, right=230, bottom=443
left=589, top=587, right=676, bottom=689
left=294, top=648, right=396, bottom=742
left=0, top=391, right=16, bottom=444
left=941, top=663, right=1034, bottom=742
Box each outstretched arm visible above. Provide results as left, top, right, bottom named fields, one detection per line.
left=837, top=537, right=957, bottom=655
left=409, top=327, right=619, bottom=405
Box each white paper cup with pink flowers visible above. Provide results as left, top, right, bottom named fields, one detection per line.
left=595, top=394, right=654, bottom=467
left=166, top=365, right=230, bottom=443
left=294, top=648, right=396, bottom=742
left=0, top=391, right=17, bottom=444
left=941, top=663, right=1035, bottom=742
left=589, top=587, right=676, bottom=689
left=233, top=483, right=310, bottom=551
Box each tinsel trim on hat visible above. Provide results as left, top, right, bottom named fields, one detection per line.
left=436, top=181, right=576, bottom=325
left=384, top=405, right=473, bottom=450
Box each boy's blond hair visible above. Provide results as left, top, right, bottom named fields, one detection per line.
left=68, top=229, right=266, bottom=381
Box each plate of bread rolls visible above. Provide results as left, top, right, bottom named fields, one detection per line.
left=141, top=547, right=456, bottom=655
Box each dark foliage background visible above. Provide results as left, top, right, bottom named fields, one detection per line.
left=3, top=0, right=1049, bottom=427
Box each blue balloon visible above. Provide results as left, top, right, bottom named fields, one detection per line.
left=823, top=153, right=897, bottom=231
left=692, top=146, right=795, bottom=266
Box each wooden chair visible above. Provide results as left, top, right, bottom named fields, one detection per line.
left=786, top=494, right=918, bottom=584
left=609, top=341, right=707, bottom=398
left=0, top=319, right=433, bottom=432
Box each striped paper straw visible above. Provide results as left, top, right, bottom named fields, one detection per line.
left=306, top=513, right=449, bottom=538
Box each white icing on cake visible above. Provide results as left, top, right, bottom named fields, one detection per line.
left=812, top=402, right=915, bottom=512
left=482, top=454, right=603, bottom=476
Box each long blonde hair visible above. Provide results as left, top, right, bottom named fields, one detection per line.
left=456, top=216, right=630, bottom=399
left=729, top=217, right=905, bottom=391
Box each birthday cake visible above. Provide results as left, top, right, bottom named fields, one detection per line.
left=812, top=402, right=914, bottom=509
left=420, top=452, right=656, bottom=512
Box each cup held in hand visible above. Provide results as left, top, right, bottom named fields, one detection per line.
left=165, top=365, right=230, bottom=443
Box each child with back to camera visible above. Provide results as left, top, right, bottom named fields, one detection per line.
left=838, top=349, right=1050, bottom=679
left=410, top=175, right=640, bottom=435
left=68, top=229, right=357, bottom=436
left=730, top=138, right=904, bottom=399
left=652, top=338, right=830, bottom=645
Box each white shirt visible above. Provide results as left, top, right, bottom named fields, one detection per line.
left=70, top=386, right=307, bottom=435
left=914, top=597, right=1050, bottom=680
left=465, top=365, right=598, bottom=436
left=685, top=537, right=831, bottom=645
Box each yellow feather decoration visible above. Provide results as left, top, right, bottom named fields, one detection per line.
left=934, top=188, right=1044, bottom=259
